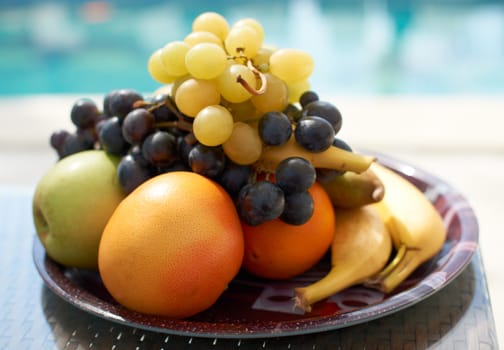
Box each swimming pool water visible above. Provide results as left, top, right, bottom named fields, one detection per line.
left=1, top=0, right=503, bottom=96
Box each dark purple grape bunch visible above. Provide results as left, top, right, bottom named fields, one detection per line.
left=102, top=90, right=190, bottom=194
left=50, top=98, right=102, bottom=158
left=236, top=157, right=316, bottom=226
left=49, top=89, right=186, bottom=193
left=234, top=91, right=353, bottom=226
left=296, top=91, right=354, bottom=182
left=48, top=86, right=354, bottom=225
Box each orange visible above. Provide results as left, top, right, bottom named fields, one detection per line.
left=98, top=171, right=244, bottom=318
left=242, top=182, right=335, bottom=280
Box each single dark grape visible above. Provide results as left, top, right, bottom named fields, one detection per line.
left=77, top=127, right=97, bottom=147
left=50, top=129, right=71, bottom=154
left=105, top=89, right=143, bottom=118
left=280, top=191, right=314, bottom=225
left=218, top=162, right=253, bottom=198
left=258, top=111, right=292, bottom=146
left=188, top=144, right=226, bottom=179
left=302, top=100, right=342, bottom=133
left=332, top=137, right=353, bottom=152
left=103, top=90, right=115, bottom=116
left=283, top=104, right=302, bottom=122
left=70, top=98, right=100, bottom=128
left=299, top=90, right=319, bottom=108
left=237, top=181, right=285, bottom=226
left=60, top=132, right=94, bottom=158
left=117, top=154, right=153, bottom=194
left=98, top=116, right=129, bottom=156
left=150, top=93, right=178, bottom=122
left=275, top=157, right=316, bottom=194
left=122, top=108, right=155, bottom=144
left=295, top=116, right=335, bottom=153
left=129, top=144, right=151, bottom=168
left=177, top=136, right=194, bottom=166
left=141, top=130, right=177, bottom=166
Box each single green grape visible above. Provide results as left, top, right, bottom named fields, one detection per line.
left=222, top=122, right=263, bottom=165
left=174, top=78, right=221, bottom=117
left=287, top=80, right=311, bottom=104
left=160, top=41, right=190, bottom=77
left=232, top=18, right=265, bottom=44
left=225, top=25, right=262, bottom=58
left=192, top=12, right=229, bottom=41
left=193, top=105, right=234, bottom=146
left=185, top=43, right=227, bottom=80
left=217, top=64, right=255, bottom=103
left=184, top=31, right=223, bottom=47
left=251, top=73, right=289, bottom=113
left=147, top=49, right=177, bottom=84
left=269, top=48, right=314, bottom=83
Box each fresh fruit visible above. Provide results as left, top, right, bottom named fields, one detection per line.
left=34, top=11, right=449, bottom=322
left=269, top=48, right=314, bottom=83
left=364, top=163, right=447, bottom=293
left=275, top=157, right=316, bottom=194
left=160, top=41, right=190, bottom=77
left=257, top=135, right=375, bottom=174
left=294, top=205, right=392, bottom=312
left=241, top=182, right=335, bottom=279
left=47, top=13, right=374, bottom=226
left=185, top=43, right=227, bottom=80
left=192, top=105, right=234, bottom=146
left=32, top=150, right=125, bottom=269
left=192, top=12, right=229, bottom=41
left=295, top=116, right=335, bottom=152
left=174, top=78, right=220, bottom=117
left=258, top=111, right=292, bottom=146
left=320, top=168, right=385, bottom=209
left=222, top=121, right=263, bottom=165
left=302, top=100, right=342, bottom=133
left=98, top=171, right=244, bottom=318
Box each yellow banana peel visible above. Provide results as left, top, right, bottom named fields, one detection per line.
left=364, top=163, right=447, bottom=293
left=294, top=205, right=392, bottom=312
left=255, top=136, right=375, bottom=174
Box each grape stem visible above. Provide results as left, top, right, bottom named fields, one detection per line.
left=236, top=60, right=267, bottom=96
left=135, top=97, right=196, bottom=145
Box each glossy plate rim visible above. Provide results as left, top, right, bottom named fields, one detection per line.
left=32, top=152, right=479, bottom=339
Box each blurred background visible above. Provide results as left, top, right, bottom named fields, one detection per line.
left=1, top=0, right=503, bottom=96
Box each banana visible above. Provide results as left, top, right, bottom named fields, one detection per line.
left=294, top=205, right=392, bottom=313
left=364, top=163, right=447, bottom=293
left=320, top=168, right=385, bottom=209
left=256, top=135, right=376, bottom=174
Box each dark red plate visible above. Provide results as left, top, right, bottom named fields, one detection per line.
left=32, top=153, right=479, bottom=339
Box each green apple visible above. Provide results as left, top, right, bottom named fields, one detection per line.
left=33, top=150, right=125, bottom=269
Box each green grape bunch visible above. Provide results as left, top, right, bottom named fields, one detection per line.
left=49, top=12, right=375, bottom=227
left=148, top=11, right=315, bottom=152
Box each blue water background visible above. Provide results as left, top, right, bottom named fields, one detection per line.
left=1, top=0, right=503, bottom=96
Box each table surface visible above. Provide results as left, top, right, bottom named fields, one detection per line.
left=1, top=95, right=503, bottom=349
left=0, top=186, right=499, bottom=349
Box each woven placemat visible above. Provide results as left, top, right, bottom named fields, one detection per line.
left=0, top=189, right=499, bottom=349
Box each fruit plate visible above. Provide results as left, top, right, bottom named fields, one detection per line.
left=32, top=153, right=479, bottom=339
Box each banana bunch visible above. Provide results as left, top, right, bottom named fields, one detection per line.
left=294, top=162, right=447, bottom=312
